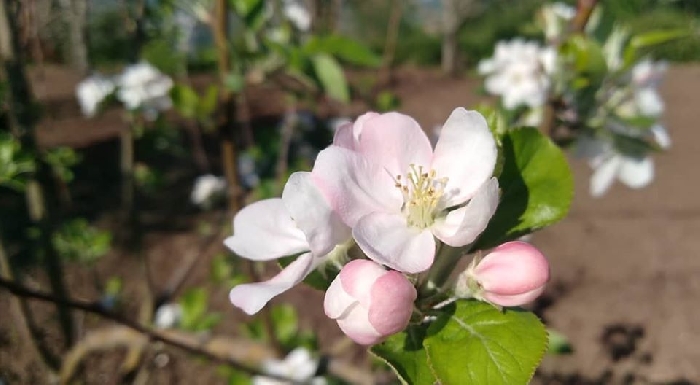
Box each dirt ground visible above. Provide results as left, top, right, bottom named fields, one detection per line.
left=1, top=64, right=699, bottom=384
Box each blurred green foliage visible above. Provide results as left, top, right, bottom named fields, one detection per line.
left=53, top=218, right=112, bottom=265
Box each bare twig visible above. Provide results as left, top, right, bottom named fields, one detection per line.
left=0, top=276, right=379, bottom=384
left=541, top=0, right=600, bottom=137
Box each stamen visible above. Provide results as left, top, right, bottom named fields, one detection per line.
left=393, top=164, right=449, bottom=229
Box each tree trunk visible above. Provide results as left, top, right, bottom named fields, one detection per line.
left=441, top=0, right=481, bottom=76
left=58, top=0, right=89, bottom=74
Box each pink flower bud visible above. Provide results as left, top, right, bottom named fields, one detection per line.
left=324, top=260, right=416, bottom=345
left=458, top=241, right=550, bottom=307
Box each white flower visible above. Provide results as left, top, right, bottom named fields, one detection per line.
left=478, top=39, right=556, bottom=109
left=116, top=62, right=173, bottom=114
left=320, top=108, right=499, bottom=273
left=541, top=2, right=575, bottom=41
left=154, top=303, right=183, bottom=329
left=191, top=174, right=226, bottom=206
left=75, top=74, right=115, bottom=117
left=253, top=348, right=325, bottom=385
left=283, top=0, right=311, bottom=32
left=226, top=174, right=350, bottom=315
left=576, top=136, right=655, bottom=197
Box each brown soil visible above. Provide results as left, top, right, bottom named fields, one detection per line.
left=1, top=64, right=699, bottom=384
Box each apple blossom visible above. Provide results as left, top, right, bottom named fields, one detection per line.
left=75, top=74, right=115, bottom=117
left=154, top=303, right=183, bottom=329
left=541, top=2, right=575, bottom=41
left=456, top=241, right=549, bottom=307
left=226, top=172, right=350, bottom=315
left=283, top=0, right=311, bottom=32
left=576, top=131, right=668, bottom=197
left=116, top=62, right=173, bottom=115
left=324, top=260, right=416, bottom=345
left=316, top=108, right=499, bottom=273
left=478, top=39, right=556, bottom=109
left=191, top=174, right=226, bottom=207
left=253, top=347, right=325, bottom=385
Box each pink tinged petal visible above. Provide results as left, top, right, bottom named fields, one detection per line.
left=618, top=156, right=654, bottom=189
left=481, top=286, right=546, bottom=307
left=336, top=304, right=382, bottom=345
left=356, top=112, right=433, bottom=176
left=651, top=124, right=671, bottom=150
left=431, top=108, right=498, bottom=206
left=432, top=178, right=499, bottom=247
left=324, top=272, right=359, bottom=319
left=474, top=241, right=549, bottom=306
left=367, top=271, right=416, bottom=335
left=590, top=156, right=622, bottom=197
left=332, top=120, right=356, bottom=149
left=230, top=252, right=319, bottom=315
left=313, top=147, right=402, bottom=226
left=338, top=259, right=387, bottom=305
left=353, top=212, right=436, bottom=273
left=224, top=199, right=308, bottom=261
left=282, top=172, right=351, bottom=256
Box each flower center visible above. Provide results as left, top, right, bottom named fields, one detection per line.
left=394, top=164, right=448, bottom=229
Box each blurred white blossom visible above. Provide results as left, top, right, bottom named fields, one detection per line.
left=191, top=174, right=226, bottom=207
left=577, top=136, right=655, bottom=197
left=253, top=348, right=325, bottom=385
left=283, top=0, right=311, bottom=31
left=75, top=74, right=115, bottom=117
left=478, top=39, right=556, bottom=109
left=154, top=303, right=183, bottom=329
left=116, top=62, right=173, bottom=115
left=541, top=2, right=576, bottom=42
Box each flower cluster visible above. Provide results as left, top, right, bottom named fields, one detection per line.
left=75, top=61, right=173, bottom=119
left=478, top=2, right=673, bottom=197
left=478, top=39, right=557, bottom=111
left=225, top=108, right=550, bottom=344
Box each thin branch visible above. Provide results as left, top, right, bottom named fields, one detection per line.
left=0, top=276, right=378, bottom=384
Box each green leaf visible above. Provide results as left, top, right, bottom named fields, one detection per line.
left=271, top=304, right=299, bottom=346
left=561, top=35, right=607, bottom=85
left=311, top=54, right=349, bottom=103
left=474, top=128, right=573, bottom=249
left=423, top=300, right=548, bottom=385
left=197, top=85, right=220, bottom=118
left=305, top=35, right=381, bottom=67
left=171, top=84, right=199, bottom=119
left=371, top=325, right=437, bottom=385
left=623, top=29, right=690, bottom=66
left=547, top=329, right=573, bottom=355
left=225, top=72, right=245, bottom=94
left=179, top=288, right=208, bottom=330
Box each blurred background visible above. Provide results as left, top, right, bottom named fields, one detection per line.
left=1, top=0, right=699, bottom=383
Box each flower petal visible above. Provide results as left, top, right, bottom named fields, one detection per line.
left=224, top=199, right=308, bottom=261
left=229, top=252, right=318, bottom=315
left=651, top=124, right=672, bottom=150
left=481, top=286, right=546, bottom=307
left=368, top=271, right=416, bottom=335
left=324, top=273, right=359, bottom=320
left=356, top=112, right=433, bottom=177
left=333, top=112, right=379, bottom=150
left=431, top=108, right=498, bottom=206
left=336, top=304, right=382, bottom=345
left=338, top=259, right=386, bottom=306
left=590, top=156, right=621, bottom=197
left=618, top=156, right=654, bottom=189
left=353, top=212, right=436, bottom=273
left=282, top=172, right=351, bottom=256
left=313, top=146, right=402, bottom=226
left=432, top=177, right=500, bottom=247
